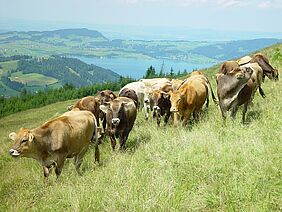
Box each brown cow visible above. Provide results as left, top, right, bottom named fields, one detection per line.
left=218, top=60, right=266, bottom=98
left=99, top=97, right=137, bottom=151
left=150, top=90, right=171, bottom=126
left=189, top=71, right=218, bottom=106
left=97, top=90, right=117, bottom=131
left=68, top=96, right=101, bottom=127
left=220, top=61, right=240, bottom=75
left=217, top=66, right=253, bottom=122
left=119, top=88, right=139, bottom=109
left=171, top=79, right=183, bottom=91
left=97, top=90, right=117, bottom=104
left=8, top=111, right=100, bottom=178
left=170, top=78, right=208, bottom=127
left=250, top=53, right=279, bottom=81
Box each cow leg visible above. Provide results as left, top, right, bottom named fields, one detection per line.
left=119, top=131, right=129, bottom=151
left=219, top=104, right=227, bottom=123
left=206, top=93, right=209, bottom=108
left=55, top=157, right=66, bottom=178
left=157, top=112, right=161, bottom=126
left=164, top=112, right=171, bottom=125
left=230, top=106, right=239, bottom=121
left=74, top=147, right=88, bottom=174
left=242, top=102, right=249, bottom=124
left=110, top=135, right=117, bottom=151
left=173, top=112, right=180, bottom=127
left=43, top=166, right=50, bottom=178
left=102, top=116, right=107, bottom=132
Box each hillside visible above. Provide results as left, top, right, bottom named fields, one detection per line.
left=0, top=44, right=281, bottom=210
left=0, top=55, right=121, bottom=96
left=0, top=28, right=281, bottom=63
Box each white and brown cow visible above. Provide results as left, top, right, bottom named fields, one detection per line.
left=8, top=110, right=100, bottom=178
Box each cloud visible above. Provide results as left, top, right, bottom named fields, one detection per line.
left=257, top=0, right=282, bottom=9
left=216, top=0, right=248, bottom=8
left=114, top=0, right=282, bottom=9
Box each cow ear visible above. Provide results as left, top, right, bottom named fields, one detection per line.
left=161, top=91, right=170, bottom=99
left=28, top=132, right=34, bottom=142
left=100, top=91, right=105, bottom=96
left=9, top=132, right=17, bottom=141
left=99, top=105, right=109, bottom=113
left=67, top=105, right=73, bottom=111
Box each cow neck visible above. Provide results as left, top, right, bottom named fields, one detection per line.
left=28, top=127, right=50, bottom=161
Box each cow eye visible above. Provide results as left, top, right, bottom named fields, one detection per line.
left=21, top=138, right=28, bottom=143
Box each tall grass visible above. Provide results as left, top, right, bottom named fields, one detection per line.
left=0, top=44, right=281, bottom=211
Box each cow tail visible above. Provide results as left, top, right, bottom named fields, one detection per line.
left=207, top=81, right=218, bottom=106
left=91, top=116, right=100, bottom=163
left=258, top=86, right=266, bottom=98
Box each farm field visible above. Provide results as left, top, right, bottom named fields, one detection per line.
left=0, top=44, right=281, bottom=211
left=10, top=71, right=58, bottom=86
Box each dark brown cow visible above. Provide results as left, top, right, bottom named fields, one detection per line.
left=119, top=88, right=139, bottom=108
left=8, top=111, right=100, bottom=178
left=250, top=53, right=279, bottom=81
left=150, top=90, right=171, bottom=126
left=217, top=66, right=253, bottom=123
left=99, top=97, right=137, bottom=151
left=68, top=96, right=101, bottom=127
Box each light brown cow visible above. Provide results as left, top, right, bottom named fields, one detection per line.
left=68, top=96, right=101, bottom=126
left=8, top=111, right=100, bottom=178
left=188, top=71, right=218, bottom=106
left=171, top=79, right=183, bottom=91
left=170, top=78, right=208, bottom=127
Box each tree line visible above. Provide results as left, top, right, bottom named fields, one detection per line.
left=0, top=77, right=133, bottom=118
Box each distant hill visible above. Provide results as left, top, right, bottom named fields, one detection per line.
left=0, top=55, right=120, bottom=96
left=1, top=28, right=281, bottom=63
left=191, top=38, right=282, bottom=61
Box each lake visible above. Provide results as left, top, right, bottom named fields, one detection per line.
left=76, top=56, right=215, bottom=79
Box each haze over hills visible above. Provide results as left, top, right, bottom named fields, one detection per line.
left=0, top=28, right=281, bottom=62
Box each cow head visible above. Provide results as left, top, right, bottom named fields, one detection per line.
left=170, top=91, right=183, bottom=113
left=67, top=105, right=73, bottom=111
left=8, top=128, right=35, bottom=158
left=99, top=101, right=127, bottom=133
left=98, top=90, right=116, bottom=105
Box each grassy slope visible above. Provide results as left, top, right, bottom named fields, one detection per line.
left=0, top=44, right=281, bottom=211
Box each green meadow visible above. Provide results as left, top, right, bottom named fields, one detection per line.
left=0, top=44, right=281, bottom=211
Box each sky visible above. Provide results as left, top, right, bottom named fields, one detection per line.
left=0, top=0, right=282, bottom=39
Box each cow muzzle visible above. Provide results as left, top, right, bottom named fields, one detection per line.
left=153, top=106, right=160, bottom=111
left=112, top=118, right=120, bottom=126
left=170, top=108, right=178, bottom=112
left=144, top=98, right=150, bottom=104
left=9, top=149, right=20, bottom=157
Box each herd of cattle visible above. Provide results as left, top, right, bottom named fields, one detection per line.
left=8, top=53, right=279, bottom=178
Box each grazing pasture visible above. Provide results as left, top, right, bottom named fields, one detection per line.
left=0, top=45, right=281, bottom=210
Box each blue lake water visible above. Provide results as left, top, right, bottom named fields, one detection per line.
left=76, top=56, right=215, bottom=79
